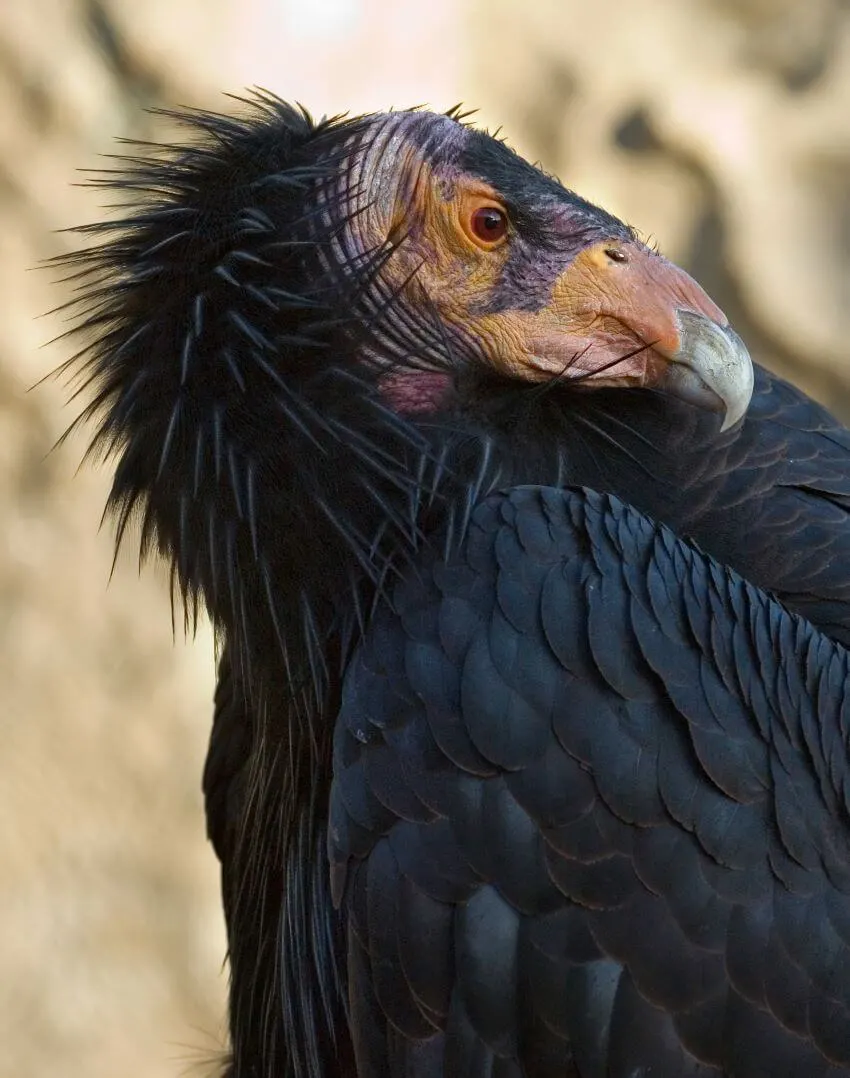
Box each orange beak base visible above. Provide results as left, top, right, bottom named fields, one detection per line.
left=532, top=240, right=754, bottom=430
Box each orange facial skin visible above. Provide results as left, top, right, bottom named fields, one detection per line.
left=344, top=113, right=751, bottom=426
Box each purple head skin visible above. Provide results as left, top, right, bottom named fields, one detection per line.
left=317, top=110, right=752, bottom=428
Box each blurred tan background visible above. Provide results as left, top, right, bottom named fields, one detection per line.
left=2, top=1, right=849, bottom=1075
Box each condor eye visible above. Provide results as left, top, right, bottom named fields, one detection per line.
left=469, top=205, right=508, bottom=246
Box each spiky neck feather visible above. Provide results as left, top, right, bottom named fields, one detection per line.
left=62, top=101, right=429, bottom=693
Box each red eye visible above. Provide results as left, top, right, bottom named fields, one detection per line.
left=470, top=205, right=508, bottom=244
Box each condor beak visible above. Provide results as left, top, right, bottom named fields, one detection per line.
left=531, top=240, right=755, bottom=431
left=660, top=311, right=753, bottom=432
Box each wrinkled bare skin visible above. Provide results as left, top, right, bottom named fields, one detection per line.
left=338, top=113, right=751, bottom=425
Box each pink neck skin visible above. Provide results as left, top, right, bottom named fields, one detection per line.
left=379, top=368, right=455, bottom=414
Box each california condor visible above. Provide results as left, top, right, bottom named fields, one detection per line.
left=60, top=94, right=850, bottom=1077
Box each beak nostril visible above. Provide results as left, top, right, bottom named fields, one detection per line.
left=604, top=247, right=628, bottom=264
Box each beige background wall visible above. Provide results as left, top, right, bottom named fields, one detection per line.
left=2, top=2, right=848, bottom=1075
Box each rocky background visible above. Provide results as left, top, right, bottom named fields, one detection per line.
left=2, top=2, right=848, bottom=1076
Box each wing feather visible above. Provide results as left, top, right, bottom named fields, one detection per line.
left=331, top=485, right=850, bottom=1076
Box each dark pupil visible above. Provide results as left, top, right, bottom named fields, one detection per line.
left=478, top=209, right=502, bottom=233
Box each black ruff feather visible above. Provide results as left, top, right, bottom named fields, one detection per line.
left=54, top=93, right=447, bottom=704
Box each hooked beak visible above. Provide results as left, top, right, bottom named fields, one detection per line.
left=660, top=311, right=753, bottom=432
left=528, top=240, right=755, bottom=431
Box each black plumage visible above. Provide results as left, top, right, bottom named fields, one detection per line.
left=58, top=94, right=850, bottom=1077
